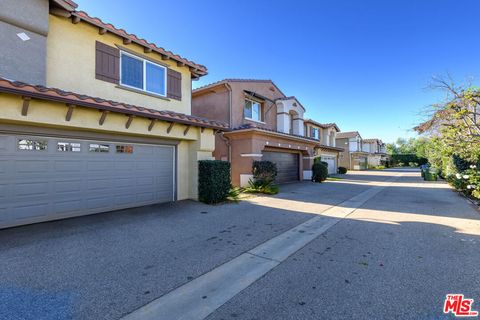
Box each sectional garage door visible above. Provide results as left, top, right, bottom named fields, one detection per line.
left=262, top=151, right=299, bottom=183
left=0, top=134, right=175, bottom=229
left=321, top=156, right=337, bottom=175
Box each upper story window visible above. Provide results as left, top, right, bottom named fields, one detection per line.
left=120, top=52, right=166, bottom=96
left=311, top=128, right=319, bottom=140
left=244, top=99, right=262, bottom=122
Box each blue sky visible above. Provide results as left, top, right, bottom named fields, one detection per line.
left=76, top=0, right=480, bottom=143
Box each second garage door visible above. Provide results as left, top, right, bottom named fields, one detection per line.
left=0, top=134, right=175, bottom=229
left=262, top=151, right=299, bottom=183
left=321, top=156, right=337, bottom=175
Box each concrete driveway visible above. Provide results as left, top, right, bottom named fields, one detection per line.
left=1, top=169, right=479, bottom=319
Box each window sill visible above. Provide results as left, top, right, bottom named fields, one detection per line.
left=244, top=118, right=266, bottom=125
left=116, top=85, right=171, bottom=101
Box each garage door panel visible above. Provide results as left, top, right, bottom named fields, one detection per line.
left=53, top=200, right=83, bottom=214
left=86, top=197, right=112, bottom=210
left=0, top=134, right=175, bottom=229
left=54, top=160, right=84, bottom=172
left=14, top=203, right=50, bottom=219
left=15, top=160, right=50, bottom=173
left=54, top=180, right=83, bottom=193
left=0, top=160, right=8, bottom=174
left=13, top=182, right=50, bottom=197
left=262, top=151, right=299, bottom=183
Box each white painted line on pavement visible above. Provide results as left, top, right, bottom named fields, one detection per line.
left=121, top=173, right=403, bottom=320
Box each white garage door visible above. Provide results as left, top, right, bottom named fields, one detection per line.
left=0, top=134, right=175, bottom=229
left=321, top=156, right=337, bottom=175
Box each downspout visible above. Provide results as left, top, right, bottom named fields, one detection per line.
left=224, top=83, right=232, bottom=162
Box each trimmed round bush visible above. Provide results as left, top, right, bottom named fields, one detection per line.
left=312, top=162, right=328, bottom=183
left=338, top=167, right=347, bottom=174
left=198, top=160, right=231, bottom=204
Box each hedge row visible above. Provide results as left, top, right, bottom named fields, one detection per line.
left=198, top=160, right=231, bottom=204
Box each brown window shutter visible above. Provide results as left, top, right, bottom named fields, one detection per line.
left=167, top=69, right=182, bottom=100
left=95, top=41, right=120, bottom=84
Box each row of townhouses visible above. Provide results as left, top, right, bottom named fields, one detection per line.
left=0, top=0, right=386, bottom=229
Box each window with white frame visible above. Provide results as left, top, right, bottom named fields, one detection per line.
left=311, top=128, right=319, bottom=140
left=120, top=52, right=166, bottom=96
left=244, top=99, right=262, bottom=122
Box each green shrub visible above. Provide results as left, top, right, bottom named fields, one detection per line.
left=244, top=179, right=279, bottom=195
left=198, top=160, right=231, bottom=204
left=246, top=161, right=279, bottom=194
left=312, top=162, right=328, bottom=183
left=390, top=154, right=428, bottom=167
left=453, top=155, right=473, bottom=172
left=252, top=160, right=277, bottom=183
left=338, top=167, right=347, bottom=174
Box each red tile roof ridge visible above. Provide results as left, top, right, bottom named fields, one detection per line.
left=72, top=11, right=207, bottom=75
left=192, top=79, right=286, bottom=97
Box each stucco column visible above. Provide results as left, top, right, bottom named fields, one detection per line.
left=277, top=113, right=290, bottom=134
left=302, top=149, right=315, bottom=180
left=187, top=128, right=215, bottom=200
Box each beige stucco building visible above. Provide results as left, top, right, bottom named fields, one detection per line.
left=192, top=79, right=343, bottom=186
left=362, top=138, right=389, bottom=166
left=304, top=119, right=342, bottom=175
left=336, top=131, right=369, bottom=170
left=0, top=0, right=227, bottom=229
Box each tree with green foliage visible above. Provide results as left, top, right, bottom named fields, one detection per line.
left=414, top=76, right=480, bottom=201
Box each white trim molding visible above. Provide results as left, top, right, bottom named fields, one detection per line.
left=240, top=153, right=263, bottom=157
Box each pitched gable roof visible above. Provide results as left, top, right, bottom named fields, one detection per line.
left=304, top=119, right=340, bottom=132
left=193, top=79, right=286, bottom=97
left=336, top=131, right=361, bottom=139
left=49, top=1, right=207, bottom=78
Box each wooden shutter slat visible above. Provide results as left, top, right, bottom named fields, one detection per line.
left=167, top=69, right=182, bottom=100
left=95, top=41, right=120, bottom=84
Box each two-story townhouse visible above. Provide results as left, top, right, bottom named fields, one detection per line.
left=192, top=79, right=322, bottom=186
left=363, top=138, right=388, bottom=167
left=336, top=131, right=369, bottom=170
left=303, top=119, right=343, bottom=174
left=0, top=0, right=228, bottom=229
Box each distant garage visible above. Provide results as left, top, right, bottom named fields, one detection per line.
left=262, top=150, right=300, bottom=183
left=320, top=155, right=337, bottom=175
left=0, top=132, right=176, bottom=229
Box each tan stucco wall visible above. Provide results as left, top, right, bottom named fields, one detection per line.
left=225, top=130, right=315, bottom=186
left=193, top=81, right=285, bottom=132
left=192, top=86, right=230, bottom=124
left=0, top=94, right=215, bottom=200
left=46, top=15, right=193, bottom=115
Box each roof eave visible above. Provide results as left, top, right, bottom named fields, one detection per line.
left=69, top=11, right=208, bottom=78
left=0, top=85, right=227, bottom=130
left=225, top=128, right=320, bottom=144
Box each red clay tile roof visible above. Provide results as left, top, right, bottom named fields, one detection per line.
left=304, top=119, right=340, bottom=132
left=193, top=79, right=286, bottom=97
left=0, top=78, right=228, bottom=130
left=229, top=123, right=320, bottom=143
left=70, top=11, right=207, bottom=77
left=336, top=131, right=361, bottom=139
left=363, top=138, right=385, bottom=146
